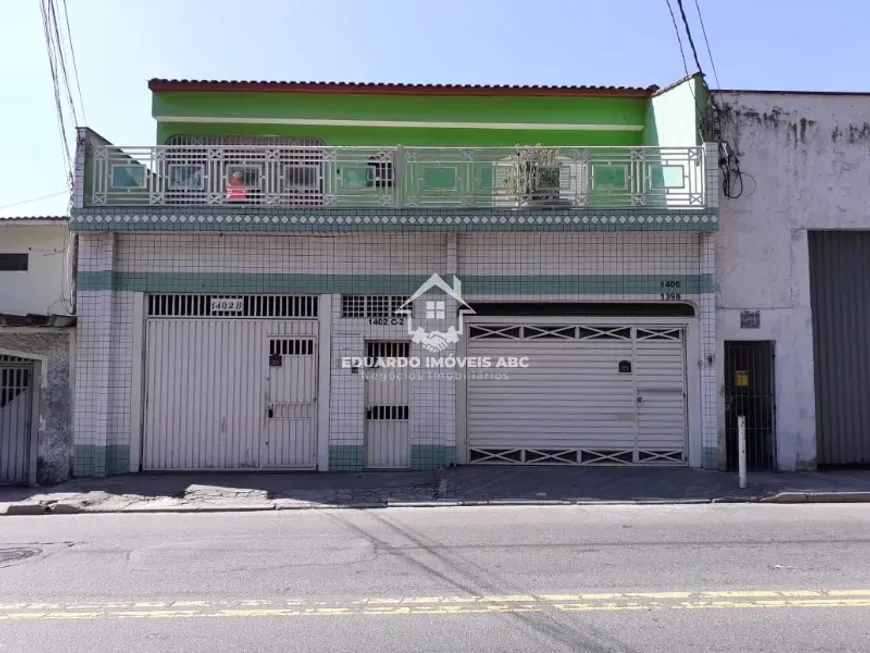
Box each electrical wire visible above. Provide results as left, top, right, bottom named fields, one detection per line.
left=60, top=0, right=87, bottom=125
left=673, top=0, right=746, bottom=199
left=0, top=190, right=69, bottom=211
left=48, top=0, right=79, bottom=128
left=663, top=0, right=706, bottom=145
left=674, top=0, right=704, bottom=75
left=40, top=0, right=73, bottom=180
left=692, top=0, right=721, bottom=90
left=664, top=0, right=690, bottom=77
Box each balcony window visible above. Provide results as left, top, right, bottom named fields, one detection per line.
left=592, top=165, right=628, bottom=190
left=110, top=165, right=146, bottom=189
left=422, top=167, right=457, bottom=190
left=285, top=165, right=319, bottom=189
left=226, top=165, right=262, bottom=201
left=168, top=164, right=205, bottom=191
left=367, top=159, right=393, bottom=188
left=649, top=165, right=685, bottom=189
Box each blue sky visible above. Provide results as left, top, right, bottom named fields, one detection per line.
left=2, top=0, right=868, bottom=217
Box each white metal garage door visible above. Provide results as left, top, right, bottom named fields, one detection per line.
left=142, top=294, right=319, bottom=471
left=0, top=355, right=32, bottom=484
left=466, top=323, right=687, bottom=465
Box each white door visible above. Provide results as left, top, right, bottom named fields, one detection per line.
left=142, top=293, right=319, bottom=471
left=634, top=327, right=687, bottom=463
left=263, top=336, right=317, bottom=468
left=143, top=319, right=265, bottom=470
left=0, top=358, right=32, bottom=484
left=364, top=341, right=411, bottom=469
left=465, top=323, right=687, bottom=465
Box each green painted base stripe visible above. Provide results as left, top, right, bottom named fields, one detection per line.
left=328, top=445, right=455, bottom=471
left=328, top=445, right=364, bottom=472
left=411, top=445, right=456, bottom=470
left=73, top=444, right=130, bottom=477
left=702, top=447, right=719, bottom=470
left=78, top=272, right=714, bottom=295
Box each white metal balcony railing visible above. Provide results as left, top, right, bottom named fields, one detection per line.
left=87, top=144, right=706, bottom=210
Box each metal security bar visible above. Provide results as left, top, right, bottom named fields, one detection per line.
left=86, top=144, right=706, bottom=210
left=724, top=341, right=776, bottom=471
left=1, top=359, right=32, bottom=485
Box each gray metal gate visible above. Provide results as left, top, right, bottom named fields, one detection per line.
left=808, top=230, right=870, bottom=466
left=0, top=355, right=33, bottom=485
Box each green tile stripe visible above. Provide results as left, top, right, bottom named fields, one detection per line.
left=702, top=446, right=720, bottom=471
left=78, top=272, right=714, bottom=295
left=328, top=445, right=364, bottom=472
left=73, top=444, right=130, bottom=477
left=411, top=445, right=456, bottom=470
left=70, top=207, right=719, bottom=232
left=328, top=445, right=454, bottom=471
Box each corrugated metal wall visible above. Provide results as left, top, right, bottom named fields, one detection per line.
left=808, top=231, right=870, bottom=465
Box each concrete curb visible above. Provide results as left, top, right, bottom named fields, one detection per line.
left=4, top=492, right=870, bottom=515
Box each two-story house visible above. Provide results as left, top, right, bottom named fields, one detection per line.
left=0, top=216, right=76, bottom=485
left=69, top=74, right=720, bottom=477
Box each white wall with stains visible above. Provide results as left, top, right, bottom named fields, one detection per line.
left=713, top=90, right=870, bottom=470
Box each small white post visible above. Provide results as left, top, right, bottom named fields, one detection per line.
left=737, top=415, right=747, bottom=489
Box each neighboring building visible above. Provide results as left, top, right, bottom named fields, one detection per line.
left=69, top=74, right=721, bottom=477
left=0, top=216, right=76, bottom=485
left=713, top=89, right=870, bottom=471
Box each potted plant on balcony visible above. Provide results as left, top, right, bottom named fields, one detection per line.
left=504, top=144, right=571, bottom=208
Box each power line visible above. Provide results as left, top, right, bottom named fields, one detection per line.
left=0, top=190, right=69, bottom=211
left=692, top=0, right=721, bottom=89
left=59, top=0, right=87, bottom=125
left=47, top=0, right=79, bottom=126
left=39, top=0, right=73, bottom=179
left=674, top=0, right=705, bottom=74
left=663, top=0, right=690, bottom=76
left=671, top=0, right=745, bottom=199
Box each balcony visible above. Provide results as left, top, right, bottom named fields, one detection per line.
left=84, top=144, right=707, bottom=211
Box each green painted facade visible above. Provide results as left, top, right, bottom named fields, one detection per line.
left=153, top=91, right=649, bottom=147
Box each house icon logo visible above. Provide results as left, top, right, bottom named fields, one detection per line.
left=395, top=274, right=476, bottom=353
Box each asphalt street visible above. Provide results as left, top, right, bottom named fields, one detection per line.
left=2, top=504, right=870, bottom=652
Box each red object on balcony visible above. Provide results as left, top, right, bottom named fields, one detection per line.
left=226, top=172, right=247, bottom=201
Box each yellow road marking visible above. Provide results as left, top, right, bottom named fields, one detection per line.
left=2, top=590, right=870, bottom=621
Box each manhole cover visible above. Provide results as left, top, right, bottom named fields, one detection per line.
left=0, top=547, right=41, bottom=566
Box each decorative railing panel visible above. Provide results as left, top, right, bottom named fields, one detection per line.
left=86, top=144, right=706, bottom=210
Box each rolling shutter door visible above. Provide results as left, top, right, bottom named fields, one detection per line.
left=466, top=323, right=686, bottom=465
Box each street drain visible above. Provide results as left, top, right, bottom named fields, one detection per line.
left=0, top=547, right=41, bottom=567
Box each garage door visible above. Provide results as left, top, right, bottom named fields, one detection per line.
left=142, top=294, right=319, bottom=471
left=809, top=231, right=870, bottom=465
left=466, top=323, right=687, bottom=465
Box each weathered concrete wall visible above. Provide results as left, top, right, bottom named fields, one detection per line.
left=0, top=331, right=73, bottom=484
left=713, top=91, right=870, bottom=470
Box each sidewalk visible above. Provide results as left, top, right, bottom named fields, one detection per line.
left=3, top=467, right=870, bottom=515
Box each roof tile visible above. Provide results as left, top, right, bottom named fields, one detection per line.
left=148, top=79, right=658, bottom=97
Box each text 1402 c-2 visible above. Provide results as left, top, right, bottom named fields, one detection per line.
left=369, top=318, right=405, bottom=326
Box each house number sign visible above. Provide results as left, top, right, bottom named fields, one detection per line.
left=210, top=297, right=244, bottom=313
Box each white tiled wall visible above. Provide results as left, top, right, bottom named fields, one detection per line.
left=74, top=230, right=716, bottom=472
left=458, top=232, right=702, bottom=275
